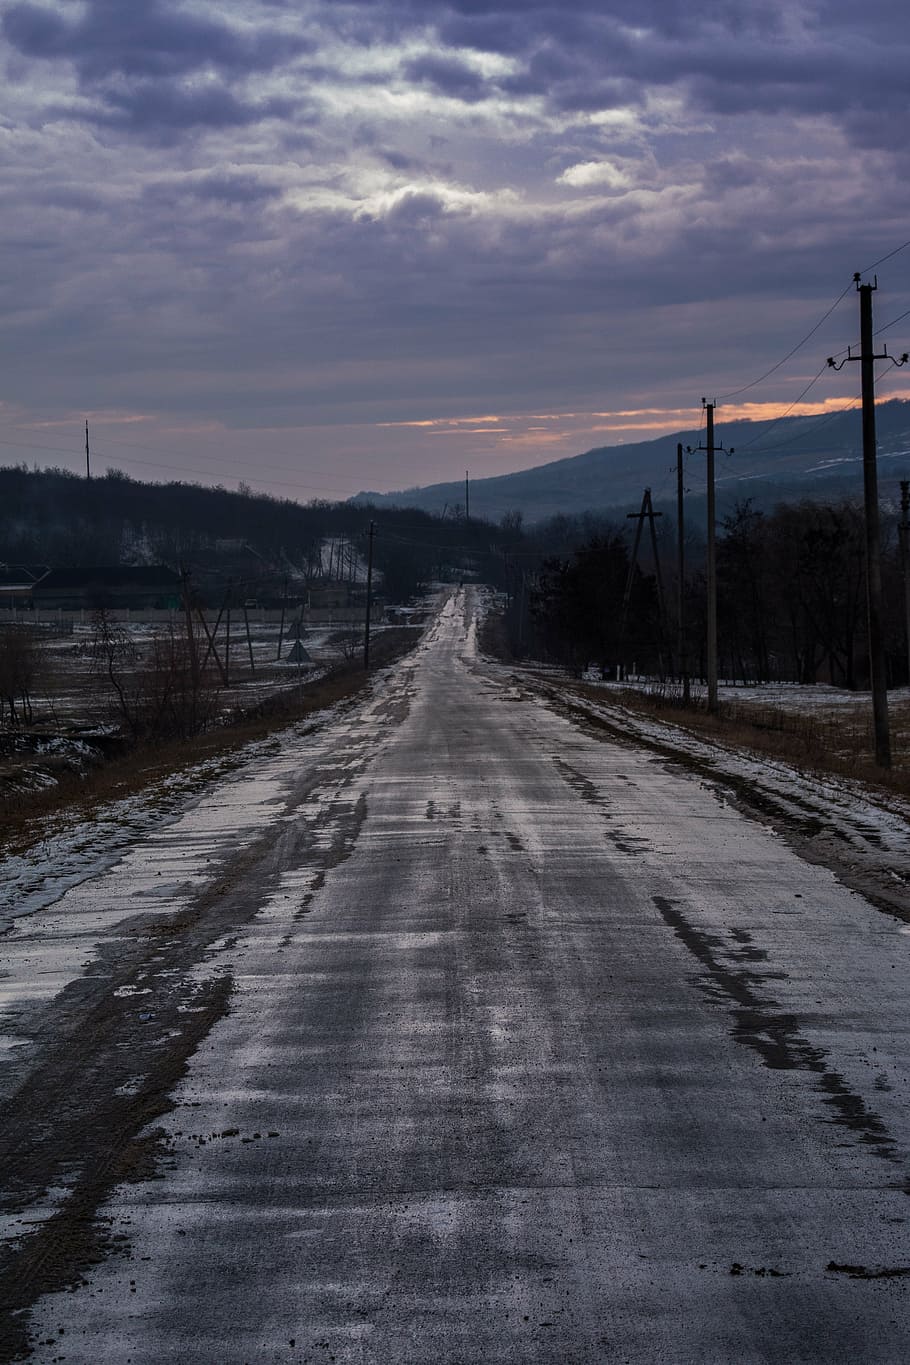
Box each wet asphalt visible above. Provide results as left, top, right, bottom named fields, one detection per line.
left=12, top=589, right=910, bottom=1362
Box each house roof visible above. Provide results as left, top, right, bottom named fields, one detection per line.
left=0, top=564, right=49, bottom=590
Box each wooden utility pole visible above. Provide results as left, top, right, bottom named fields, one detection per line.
left=85, top=420, right=91, bottom=480
left=465, top=471, right=470, bottom=522
left=828, top=275, right=908, bottom=768
left=224, top=582, right=232, bottom=687
left=688, top=401, right=732, bottom=714
left=677, top=442, right=690, bottom=703
left=705, top=402, right=718, bottom=713
left=900, top=480, right=910, bottom=689
left=858, top=279, right=890, bottom=767
left=363, top=520, right=375, bottom=671
left=276, top=575, right=288, bottom=660
left=195, top=601, right=228, bottom=685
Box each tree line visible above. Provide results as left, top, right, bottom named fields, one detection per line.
left=0, top=465, right=516, bottom=603
left=504, top=498, right=910, bottom=689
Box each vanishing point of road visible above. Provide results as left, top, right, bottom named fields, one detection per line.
left=2, top=588, right=910, bottom=1362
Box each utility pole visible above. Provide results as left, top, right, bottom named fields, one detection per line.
left=242, top=599, right=256, bottom=673
left=180, top=567, right=200, bottom=694
left=828, top=275, right=908, bottom=769
left=619, top=488, right=665, bottom=678
left=677, top=442, right=690, bottom=703
left=276, top=575, right=288, bottom=661
left=900, top=480, right=910, bottom=689
left=465, top=470, right=470, bottom=522
left=195, top=599, right=229, bottom=685
left=688, top=401, right=733, bottom=714
left=705, top=402, right=718, bottom=713
left=363, top=520, right=375, bottom=671
left=224, top=581, right=232, bottom=688
left=85, top=420, right=91, bottom=480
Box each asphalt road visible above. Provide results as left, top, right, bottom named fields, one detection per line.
left=3, top=588, right=910, bottom=1363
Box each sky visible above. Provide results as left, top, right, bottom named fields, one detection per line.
left=2, top=0, right=910, bottom=503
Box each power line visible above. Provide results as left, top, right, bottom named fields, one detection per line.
left=732, top=362, right=833, bottom=451
left=740, top=396, right=863, bottom=457
left=716, top=281, right=854, bottom=401
left=860, top=238, right=910, bottom=274
left=876, top=305, right=910, bottom=337
left=714, top=237, right=910, bottom=406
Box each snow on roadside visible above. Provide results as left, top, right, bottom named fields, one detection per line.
left=0, top=698, right=354, bottom=934
left=523, top=672, right=910, bottom=870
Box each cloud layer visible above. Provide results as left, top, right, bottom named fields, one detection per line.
left=1, top=0, right=909, bottom=494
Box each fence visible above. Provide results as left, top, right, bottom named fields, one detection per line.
left=0, top=605, right=370, bottom=628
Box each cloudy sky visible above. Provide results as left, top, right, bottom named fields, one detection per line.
left=2, top=0, right=909, bottom=500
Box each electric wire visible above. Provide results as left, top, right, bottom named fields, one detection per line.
left=875, top=305, right=910, bottom=338
left=860, top=238, right=910, bottom=274
left=730, top=362, right=833, bottom=452
left=735, top=394, right=863, bottom=458
left=716, top=281, right=854, bottom=401
left=6, top=243, right=910, bottom=504
left=712, top=235, right=910, bottom=408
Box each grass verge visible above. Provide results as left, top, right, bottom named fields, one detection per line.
left=553, top=677, right=910, bottom=799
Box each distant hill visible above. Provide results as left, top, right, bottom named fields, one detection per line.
left=354, top=399, right=910, bottom=523
left=0, top=465, right=516, bottom=603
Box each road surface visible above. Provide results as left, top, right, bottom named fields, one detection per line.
left=2, top=588, right=910, bottom=1362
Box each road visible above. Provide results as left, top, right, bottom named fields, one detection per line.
left=2, top=588, right=910, bottom=1362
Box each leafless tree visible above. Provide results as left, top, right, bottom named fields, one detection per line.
left=0, top=626, right=42, bottom=726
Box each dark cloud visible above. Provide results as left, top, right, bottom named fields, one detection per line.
left=3, top=0, right=307, bottom=139
left=377, top=147, right=433, bottom=171
left=3, top=0, right=308, bottom=81
left=76, top=81, right=298, bottom=143
left=190, top=172, right=283, bottom=205
left=403, top=52, right=489, bottom=102
left=318, top=0, right=910, bottom=148
left=436, top=12, right=524, bottom=55
left=138, top=171, right=283, bottom=212
left=2, top=3, right=70, bottom=58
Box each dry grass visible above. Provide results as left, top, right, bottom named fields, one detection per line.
left=0, top=627, right=419, bottom=858
left=572, top=680, right=910, bottom=799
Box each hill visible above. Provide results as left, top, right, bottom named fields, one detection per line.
left=354, top=399, right=910, bottom=523
left=0, top=466, right=514, bottom=603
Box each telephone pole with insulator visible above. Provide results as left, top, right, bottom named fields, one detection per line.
left=827, top=274, right=908, bottom=768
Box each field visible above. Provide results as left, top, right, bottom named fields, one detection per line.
left=0, top=612, right=423, bottom=811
